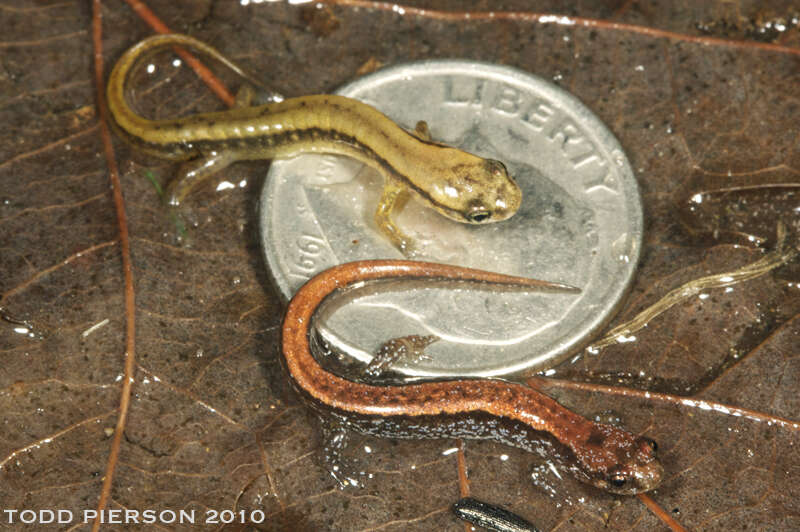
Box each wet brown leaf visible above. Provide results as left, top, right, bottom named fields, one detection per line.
left=1, top=1, right=798, bottom=531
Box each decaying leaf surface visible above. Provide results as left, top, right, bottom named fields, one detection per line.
left=1, top=1, right=798, bottom=530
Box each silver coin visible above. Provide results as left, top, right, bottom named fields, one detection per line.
left=260, top=60, right=642, bottom=377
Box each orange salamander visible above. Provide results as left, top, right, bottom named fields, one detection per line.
left=281, top=260, right=663, bottom=495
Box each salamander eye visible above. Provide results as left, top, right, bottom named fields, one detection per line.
left=610, top=474, right=627, bottom=488
left=486, top=159, right=508, bottom=177
left=648, top=440, right=658, bottom=452
left=468, top=211, right=490, bottom=223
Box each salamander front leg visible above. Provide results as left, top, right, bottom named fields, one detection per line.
left=374, top=179, right=416, bottom=256
left=412, top=120, right=433, bottom=141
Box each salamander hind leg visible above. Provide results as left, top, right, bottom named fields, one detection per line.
left=165, top=151, right=239, bottom=206
left=374, top=179, right=417, bottom=256
left=320, top=421, right=368, bottom=489
left=235, top=83, right=284, bottom=107
left=364, top=334, right=439, bottom=378
left=233, top=84, right=256, bottom=108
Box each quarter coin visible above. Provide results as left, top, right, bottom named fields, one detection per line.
left=260, top=60, right=642, bottom=377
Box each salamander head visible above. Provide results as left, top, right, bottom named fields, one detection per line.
left=596, top=437, right=663, bottom=495
left=421, top=154, right=522, bottom=224
left=574, top=424, right=663, bottom=495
